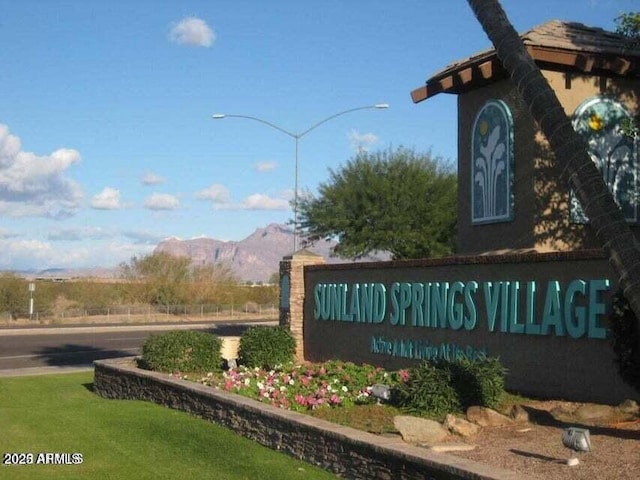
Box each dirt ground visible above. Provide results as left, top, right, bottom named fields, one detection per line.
left=443, top=399, right=640, bottom=479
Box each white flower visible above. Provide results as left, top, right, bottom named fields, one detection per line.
left=244, top=378, right=251, bottom=386
left=342, top=386, right=348, bottom=392
left=288, top=379, right=295, bottom=386
left=256, top=382, right=264, bottom=390
left=280, top=386, right=287, bottom=392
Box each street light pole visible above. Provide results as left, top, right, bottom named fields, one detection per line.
left=212, top=103, right=389, bottom=252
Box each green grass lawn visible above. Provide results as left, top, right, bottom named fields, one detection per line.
left=0, top=372, right=337, bottom=479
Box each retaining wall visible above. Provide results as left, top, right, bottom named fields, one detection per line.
left=93, top=358, right=520, bottom=480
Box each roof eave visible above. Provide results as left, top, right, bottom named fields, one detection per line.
left=411, top=46, right=640, bottom=104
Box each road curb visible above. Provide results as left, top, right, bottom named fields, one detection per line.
left=0, top=365, right=93, bottom=377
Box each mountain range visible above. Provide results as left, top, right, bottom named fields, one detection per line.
left=154, top=223, right=389, bottom=283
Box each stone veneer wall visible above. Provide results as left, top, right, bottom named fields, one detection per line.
left=282, top=251, right=325, bottom=363
left=93, top=359, right=519, bottom=480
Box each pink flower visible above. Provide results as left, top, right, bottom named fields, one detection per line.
left=330, top=394, right=341, bottom=405
left=398, top=369, right=411, bottom=382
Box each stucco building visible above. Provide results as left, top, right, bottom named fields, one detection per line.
left=411, top=20, right=640, bottom=254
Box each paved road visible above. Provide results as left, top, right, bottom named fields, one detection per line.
left=0, top=320, right=276, bottom=375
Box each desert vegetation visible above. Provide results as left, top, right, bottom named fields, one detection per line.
left=0, top=253, right=278, bottom=321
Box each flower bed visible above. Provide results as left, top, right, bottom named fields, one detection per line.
left=93, top=357, right=520, bottom=480
left=174, top=360, right=406, bottom=412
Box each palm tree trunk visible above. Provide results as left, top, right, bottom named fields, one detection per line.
left=465, top=1, right=640, bottom=327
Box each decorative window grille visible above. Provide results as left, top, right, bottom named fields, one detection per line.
left=471, top=100, right=514, bottom=224
left=571, top=96, right=638, bottom=223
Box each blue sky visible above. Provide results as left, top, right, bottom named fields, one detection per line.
left=0, top=0, right=635, bottom=271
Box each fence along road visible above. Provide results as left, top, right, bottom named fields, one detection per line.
left=0, top=302, right=278, bottom=325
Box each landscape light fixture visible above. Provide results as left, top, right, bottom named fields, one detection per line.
left=561, top=427, right=592, bottom=466
left=370, top=384, right=391, bottom=403
left=212, top=103, right=389, bottom=252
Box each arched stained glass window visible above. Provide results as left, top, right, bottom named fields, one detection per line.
left=571, top=97, right=638, bottom=223
left=471, top=100, right=514, bottom=224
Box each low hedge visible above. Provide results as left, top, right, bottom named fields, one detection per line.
left=139, top=330, right=223, bottom=373
left=238, top=326, right=296, bottom=369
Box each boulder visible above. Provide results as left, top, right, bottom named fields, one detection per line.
left=573, top=404, right=615, bottom=421
left=509, top=404, right=530, bottom=423
left=618, top=399, right=639, bottom=415
left=466, top=406, right=512, bottom=427
left=393, top=416, right=448, bottom=445
left=443, top=414, right=480, bottom=437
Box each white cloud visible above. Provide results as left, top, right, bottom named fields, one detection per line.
left=0, top=124, right=83, bottom=219
left=169, top=17, right=215, bottom=47
left=122, top=230, right=165, bottom=245
left=48, top=226, right=113, bottom=241
left=0, top=236, right=155, bottom=270
left=347, top=129, right=379, bottom=152
left=240, top=193, right=289, bottom=210
left=196, top=183, right=231, bottom=204
left=91, top=187, right=124, bottom=210
left=141, top=172, right=165, bottom=186
left=254, top=161, right=276, bottom=172
left=143, top=193, right=179, bottom=210
left=197, top=184, right=289, bottom=211
left=0, top=238, right=55, bottom=269
left=0, top=228, right=19, bottom=239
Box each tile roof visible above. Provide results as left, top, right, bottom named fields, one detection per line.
left=522, top=20, right=639, bottom=57
left=411, top=20, right=640, bottom=103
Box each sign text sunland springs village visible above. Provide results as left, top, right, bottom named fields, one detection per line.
left=312, top=279, right=611, bottom=361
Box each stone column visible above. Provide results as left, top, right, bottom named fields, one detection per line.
left=279, top=250, right=325, bottom=363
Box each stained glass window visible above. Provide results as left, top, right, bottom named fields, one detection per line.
left=571, top=97, right=638, bottom=223
left=471, top=100, right=514, bottom=224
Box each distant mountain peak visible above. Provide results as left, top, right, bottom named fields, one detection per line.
left=154, top=223, right=389, bottom=283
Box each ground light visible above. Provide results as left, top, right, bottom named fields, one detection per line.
left=561, top=427, right=592, bottom=466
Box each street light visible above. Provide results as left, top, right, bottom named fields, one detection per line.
left=212, top=103, right=389, bottom=252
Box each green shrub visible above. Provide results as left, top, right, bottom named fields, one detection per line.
left=391, top=360, right=460, bottom=420
left=449, top=357, right=506, bottom=410
left=238, top=326, right=296, bottom=369
left=140, top=330, right=222, bottom=373
left=391, top=356, right=507, bottom=420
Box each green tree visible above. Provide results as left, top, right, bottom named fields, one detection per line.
left=189, top=264, right=237, bottom=304
left=616, top=12, right=640, bottom=138
left=616, top=12, right=640, bottom=45
left=120, top=252, right=192, bottom=305
left=297, top=147, right=457, bottom=260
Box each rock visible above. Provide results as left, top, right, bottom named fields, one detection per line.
left=393, top=416, right=448, bottom=445
left=618, top=399, right=639, bottom=415
left=466, top=406, right=512, bottom=427
left=509, top=404, right=530, bottom=423
left=443, top=414, right=480, bottom=437
left=573, top=404, right=615, bottom=421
